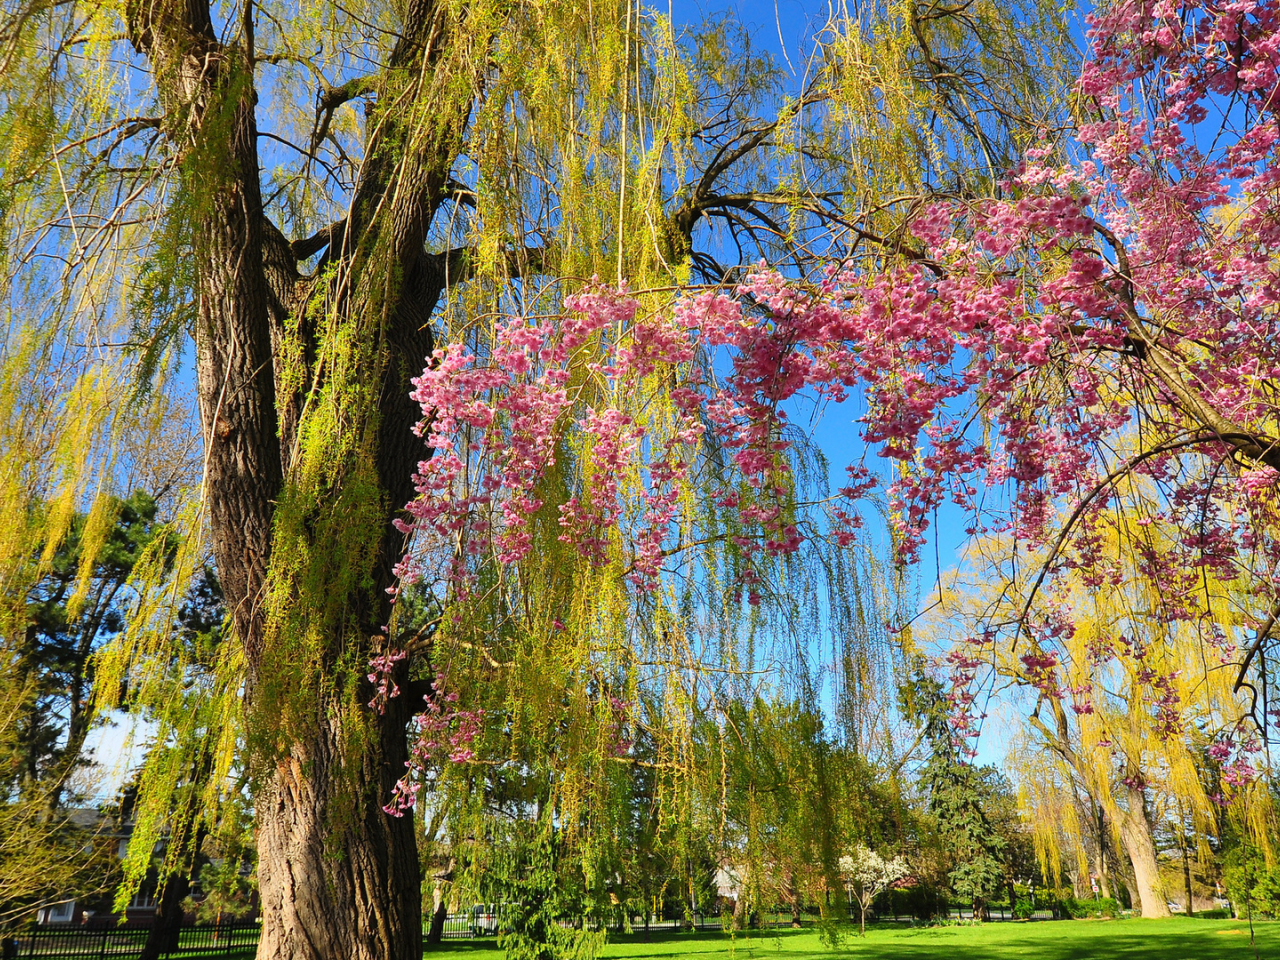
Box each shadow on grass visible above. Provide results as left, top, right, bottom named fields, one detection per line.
left=848, top=922, right=1270, bottom=960
left=422, top=927, right=817, bottom=959
left=621, top=921, right=1271, bottom=960
left=424, top=940, right=504, bottom=953
left=421, top=920, right=1277, bottom=960
left=872, top=933, right=1262, bottom=960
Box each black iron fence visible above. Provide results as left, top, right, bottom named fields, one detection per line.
left=9, top=922, right=259, bottom=959
left=7, top=904, right=1063, bottom=959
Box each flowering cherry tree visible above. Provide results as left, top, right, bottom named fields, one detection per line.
left=830, top=0, right=1278, bottom=914
left=844, top=1, right=1280, bottom=909
left=375, top=0, right=1280, bottom=920
left=855, top=0, right=1280, bottom=752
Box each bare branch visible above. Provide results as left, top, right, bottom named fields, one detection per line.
left=424, top=244, right=546, bottom=289
left=311, top=74, right=377, bottom=150
left=291, top=218, right=346, bottom=261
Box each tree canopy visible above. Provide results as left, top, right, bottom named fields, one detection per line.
left=4, top=0, right=1280, bottom=955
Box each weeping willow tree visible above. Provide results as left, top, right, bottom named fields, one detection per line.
left=927, top=500, right=1273, bottom=919
left=0, top=0, right=1071, bottom=955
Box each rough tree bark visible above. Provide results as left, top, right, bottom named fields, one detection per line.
left=254, top=691, right=424, bottom=960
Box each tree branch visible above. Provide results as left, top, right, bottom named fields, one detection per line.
left=1234, top=598, right=1280, bottom=695
left=1013, top=433, right=1230, bottom=649
left=291, top=218, right=346, bottom=261
left=423, top=244, right=546, bottom=289
left=669, top=87, right=829, bottom=248
left=311, top=74, right=376, bottom=150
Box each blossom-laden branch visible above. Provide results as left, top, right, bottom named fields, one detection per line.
left=379, top=0, right=1280, bottom=810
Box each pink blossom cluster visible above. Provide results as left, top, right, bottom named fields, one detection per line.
left=1241, top=467, right=1279, bottom=497
left=396, top=278, right=866, bottom=609
left=935, top=633, right=1000, bottom=754
left=603, top=694, right=633, bottom=758
left=814, top=0, right=1280, bottom=754
left=1209, top=729, right=1263, bottom=794
left=1019, top=650, right=1063, bottom=700
left=367, top=649, right=407, bottom=711
left=382, top=672, right=485, bottom=816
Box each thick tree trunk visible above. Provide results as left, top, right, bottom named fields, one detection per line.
left=1117, top=783, right=1170, bottom=918
left=426, top=897, right=448, bottom=946
left=138, top=870, right=191, bottom=960
left=255, top=694, right=421, bottom=960
left=128, top=0, right=496, bottom=954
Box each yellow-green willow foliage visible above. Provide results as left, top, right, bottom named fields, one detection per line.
left=1, top=0, right=1074, bottom=950
left=926, top=499, right=1270, bottom=916
left=0, top=328, right=205, bottom=922
left=810, top=0, right=1074, bottom=255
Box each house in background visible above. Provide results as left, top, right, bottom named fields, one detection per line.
left=34, top=807, right=159, bottom=927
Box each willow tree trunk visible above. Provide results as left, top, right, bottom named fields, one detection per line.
left=125, top=0, right=494, bottom=956
left=137, top=872, right=188, bottom=960
left=1181, top=841, right=1194, bottom=916
left=1117, top=782, right=1170, bottom=918
left=1092, top=801, right=1112, bottom=899
left=426, top=898, right=449, bottom=946
left=255, top=696, right=422, bottom=960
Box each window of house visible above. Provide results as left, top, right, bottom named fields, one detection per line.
left=46, top=902, right=74, bottom=923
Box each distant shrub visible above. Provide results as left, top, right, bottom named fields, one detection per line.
left=1060, top=896, right=1118, bottom=919
left=1196, top=909, right=1230, bottom=920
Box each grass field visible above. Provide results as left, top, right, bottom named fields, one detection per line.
left=428, top=918, right=1279, bottom=960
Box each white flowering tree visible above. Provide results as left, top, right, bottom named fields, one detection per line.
left=839, top=846, right=910, bottom=935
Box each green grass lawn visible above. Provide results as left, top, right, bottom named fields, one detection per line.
left=427, top=917, right=1279, bottom=960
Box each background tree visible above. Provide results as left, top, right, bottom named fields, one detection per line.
left=927, top=522, right=1258, bottom=918
left=15, top=491, right=170, bottom=810
left=839, top=846, right=909, bottom=935
left=708, top=700, right=845, bottom=930
left=904, top=673, right=1008, bottom=919
left=0, top=491, right=171, bottom=930
left=126, top=567, right=237, bottom=960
